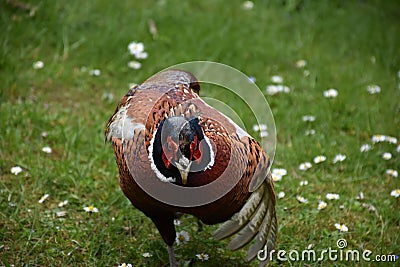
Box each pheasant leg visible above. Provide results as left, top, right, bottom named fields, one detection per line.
left=167, top=245, right=178, bottom=267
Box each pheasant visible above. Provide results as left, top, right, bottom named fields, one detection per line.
left=105, top=69, right=277, bottom=266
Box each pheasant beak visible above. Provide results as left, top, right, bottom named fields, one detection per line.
left=176, top=158, right=192, bottom=185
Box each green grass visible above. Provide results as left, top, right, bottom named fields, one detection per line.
left=1, top=0, right=399, bottom=266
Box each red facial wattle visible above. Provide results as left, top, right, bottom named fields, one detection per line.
left=190, top=135, right=202, bottom=163
left=162, top=152, right=171, bottom=169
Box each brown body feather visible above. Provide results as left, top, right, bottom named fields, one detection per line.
left=106, top=69, right=277, bottom=266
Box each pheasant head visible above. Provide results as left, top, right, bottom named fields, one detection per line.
left=149, top=116, right=214, bottom=186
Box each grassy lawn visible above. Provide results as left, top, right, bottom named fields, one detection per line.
left=1, top=0, right=399, bottom=266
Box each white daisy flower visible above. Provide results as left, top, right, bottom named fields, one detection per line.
left=313, top=155, right=326, bottom=164
left=302, top=115, right=315, bottom=122
left=266, top=85, right=290, bottom=95
left=299, top=180, right=308, bottom=186
left=260, top=131, right=269, bottom=138
left=272, top=168, right=287, bottom=181
left=295, top=59, right=307, bottom=68
left=173, top=219, right=181, bottom=226
left=253, top=124, right=267, bottom=132
left=356, top=192, right=364, bottom=200
left=84, top=205, right=99, bottom=213
left=367, top=84, right=381, bottom=94
left=58, top=200, right=68, bottom=207
left=89, top=69, right=101, bottom=76
left=305, top=129, right=316, bottom=136
left=323, top=88, right=338, bottom=98
left=271, top=75, right=283, bottom=84
left=128, top=41, right=144, bottom=56
left=271, top=173, right=282, bottom=182
left=38, top=194, right=49, bottom=204
left=142, top=252, right=153, bottom=258
left=382, top=152, right=392, bottom=160
left=242, top=1, right=254, bottom=10
left=196, top=253, right=209, bottom=261
left=317, top=201, right=327, bottom=210
left=42, top=146, right=52, bottom=154
left=259, top=124, right=268, bottom=131
left=296, top=195, right=308, bottom=204
left=135, top=51, right=148, bottom=59
left=386, top=136, right=397, bottom=144
left=326, top=193, right=340, bottom=200
left=118, top=263, right=132, bottom=267
left=272, top=168, right=287, bottom=176
left=266, top=85, right=280, bottom=95
left=280, top=85, right=291, bottom=93
left=11, top=166, right=23, bottom=175
left=41, top=131, right=48, bottom=138
left=128, top=61, right=141, bottom=70
left=332, top=154, right=346, bottom=164
left=386, top=169, right=398, bottom=178
left=33, top=60, right=44, bottom=69
left=371, top=134, right=386, bottom=143
left=299, top=162, right=312, bottom=171
left=175, top=230, right=190, bottom=245
left=360, top=144, right=372, bottom=152
left=390, top=189, right=400, bottom=198
left=277, top=191, right=285, bottom=199
left=334, top=223, right=348, bottom=232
